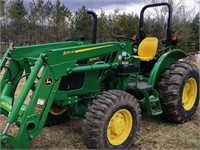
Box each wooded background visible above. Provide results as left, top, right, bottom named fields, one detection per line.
left=0, top=0, right=199, bottom=54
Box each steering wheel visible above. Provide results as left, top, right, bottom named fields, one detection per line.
left=66, top=35, right=85, bottom=41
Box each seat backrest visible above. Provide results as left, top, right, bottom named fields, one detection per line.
left=137, top=37, right=158, bottom=61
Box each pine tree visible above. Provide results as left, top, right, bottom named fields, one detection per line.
left=52, top=0, right=71, bottom=41
left=9, top=0, right=27, bottom=45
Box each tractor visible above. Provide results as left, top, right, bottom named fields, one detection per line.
left=0, top=2, right=199, bottom=149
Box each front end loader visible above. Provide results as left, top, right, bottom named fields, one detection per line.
left=0, top=2, right=199, bottom=149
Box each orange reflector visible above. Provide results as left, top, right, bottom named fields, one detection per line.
left=132, top=35, right=137, bottom=41
left=171, top=34, right=177, bottom=41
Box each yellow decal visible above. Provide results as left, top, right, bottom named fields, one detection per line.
left=63, top=50, right=75, bottom=55
left=1, top=101, right=11, bottom=109
left=89, top=57, right=100, bottom=62
left=75, top=44, right=113, bottom=53
left=63, top=44, right=113, bottom=55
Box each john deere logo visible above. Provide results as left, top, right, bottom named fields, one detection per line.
left=45, top=78, right=52, bottom=85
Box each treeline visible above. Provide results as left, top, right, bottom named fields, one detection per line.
left=0, top=0, right=199, bottom=52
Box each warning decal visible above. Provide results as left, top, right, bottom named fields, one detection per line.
left=34, top=98, right=45, bottom=114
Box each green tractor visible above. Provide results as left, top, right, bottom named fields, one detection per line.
left=0, top=2, right=199, bottom=149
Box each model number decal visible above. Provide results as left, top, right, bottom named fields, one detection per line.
left=63, top=50, right=75, bottom=55
left=63, top=44, right=113, bottom=55
left=0, top=101, right=11, bottom=109
left=89, top=57, right=100, bottom=62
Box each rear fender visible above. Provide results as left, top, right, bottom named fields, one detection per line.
left=149, top=49, right=187, bottom=88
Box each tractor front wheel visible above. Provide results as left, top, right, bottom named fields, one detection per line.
left=82, top=90, right=141, bottom=149
left=45, top=102, right=69, bottom=126
left=158, top=61, right=199, bottom=123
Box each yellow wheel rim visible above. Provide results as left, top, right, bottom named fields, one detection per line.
left=182, top=78, right=197, bottom=111
left=49, top=103, right=67, bottom=116
left=107, top=109, right=133, bottom=145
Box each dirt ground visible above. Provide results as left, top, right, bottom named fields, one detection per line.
left=30, top=107, right=200, bottom=149
left=0, top=55, right=200, bottom=149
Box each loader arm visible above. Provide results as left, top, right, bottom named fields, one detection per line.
left=0, top=41, right=132, bottom=149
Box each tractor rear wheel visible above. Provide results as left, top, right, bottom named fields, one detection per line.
left=45, top=102, right=69, bottom=126
left=82, top=90, right=141, bottom=149
left=158, top=61, right=199, bottom=123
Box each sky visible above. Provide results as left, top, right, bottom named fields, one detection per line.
left=58, top=0, right=199, bottom=14
left=23, top=0, right=199, bottom=15
left=60, top=0, right=145, bottom=14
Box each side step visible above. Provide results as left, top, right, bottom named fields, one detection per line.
left=129, top=81, right=152, bottom=90
left=148, top=97, right=163, bottom=115
left=128, top=79, right=162, bottom=115
left=143, top=90, right=162, bottom=115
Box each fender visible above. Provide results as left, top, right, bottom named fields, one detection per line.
left=149, top=49, right=187, bottom=88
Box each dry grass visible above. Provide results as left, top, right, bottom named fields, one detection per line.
left=30, top=107, right=200, bottom=149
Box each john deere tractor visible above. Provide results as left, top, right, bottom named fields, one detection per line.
left=0, top=3, right=199, bottom=149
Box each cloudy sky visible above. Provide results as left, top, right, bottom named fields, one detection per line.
left=59, top=0, right=199, bottom=14
left=61, top=0, right=144, bottom=13
left=24, top=0, right=199, bottom=15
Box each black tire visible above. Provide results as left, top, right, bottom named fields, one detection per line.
left=45, top=102, right=69, bottom=126
left=82, top=90, right=141, bottom=149
left=158, top=61, right=199, bottom=123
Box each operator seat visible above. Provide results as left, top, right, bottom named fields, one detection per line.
left=134, top=37, right=158, bottom=61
